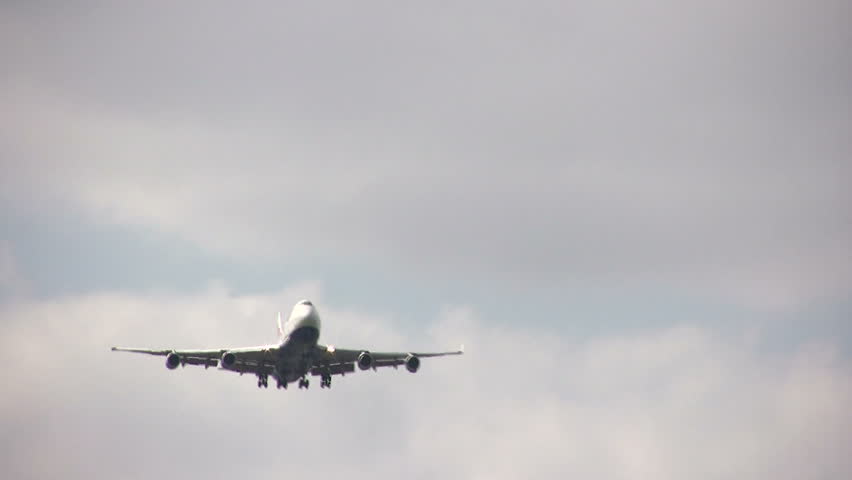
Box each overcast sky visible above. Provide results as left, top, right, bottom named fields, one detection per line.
left=1, top=1, right=851, bottom=479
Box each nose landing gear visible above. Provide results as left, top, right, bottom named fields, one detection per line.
left=319, top=373, right=332, bottom=389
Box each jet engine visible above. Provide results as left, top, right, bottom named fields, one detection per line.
left=220, top=351, right=237, bottom=369
left=357, top=351, right=374, bottom=370
left=165, top=352, right=181, bottom=370
left=405, top=354, right=420, bottom=373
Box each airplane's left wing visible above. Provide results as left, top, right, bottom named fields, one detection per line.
left=311, top=344, right=463, bottom=376
left=111, top=345, right=280, bottom=375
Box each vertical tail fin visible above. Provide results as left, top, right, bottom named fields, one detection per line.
left=277, top=311, right=285, bottom=341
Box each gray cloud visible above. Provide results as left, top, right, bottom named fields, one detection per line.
left=0, top=242, right=28, bottom=301
left=2, top=2, right=852, bottom=306
left=1, top=287, right=850, bottom=479
left=3, top=1, right=849, bottom=310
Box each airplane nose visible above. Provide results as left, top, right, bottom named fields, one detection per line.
left=297, top=304, right=320, bottom=329
left=289, top=303, right=321, bottom=342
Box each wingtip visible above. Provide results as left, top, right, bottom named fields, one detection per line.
left=460, top=344, right=465, bottom=354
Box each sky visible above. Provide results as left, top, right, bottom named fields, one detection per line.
left=1, top=1, right=851, bottom=478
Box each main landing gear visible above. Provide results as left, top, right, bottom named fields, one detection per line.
left=319, top=372, right=332, bottom=389
left=261, top=373, right=330, bottom=391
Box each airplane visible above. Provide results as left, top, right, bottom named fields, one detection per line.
left=111, top=300, right=464, bottom=390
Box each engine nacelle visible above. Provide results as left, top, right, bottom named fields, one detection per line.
left=165, top=352, right=181, bottom=370
left=357, top=351, right=374, bottom=371
left=220, top=351, right=237, bottom=369
left=405, top=354, right=420, bottom=373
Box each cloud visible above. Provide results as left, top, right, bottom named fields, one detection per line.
left=0, top=244, right=16, bottom=291
left=2, top=1, right=850, bottom=310
left=2, top=4, right=849, bottom=477
left=1, top=287, right=849, bottom=479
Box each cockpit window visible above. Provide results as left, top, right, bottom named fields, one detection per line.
left=300, top=300, right=313, bottom=306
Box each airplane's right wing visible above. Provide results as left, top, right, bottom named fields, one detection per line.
left=111, top=345, right=281, bottom=376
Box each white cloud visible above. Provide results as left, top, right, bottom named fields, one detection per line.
left=1, top=287, right=849, bottom=479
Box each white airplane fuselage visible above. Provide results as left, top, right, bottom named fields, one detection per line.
left=273, top=301, right=322, bottom=384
